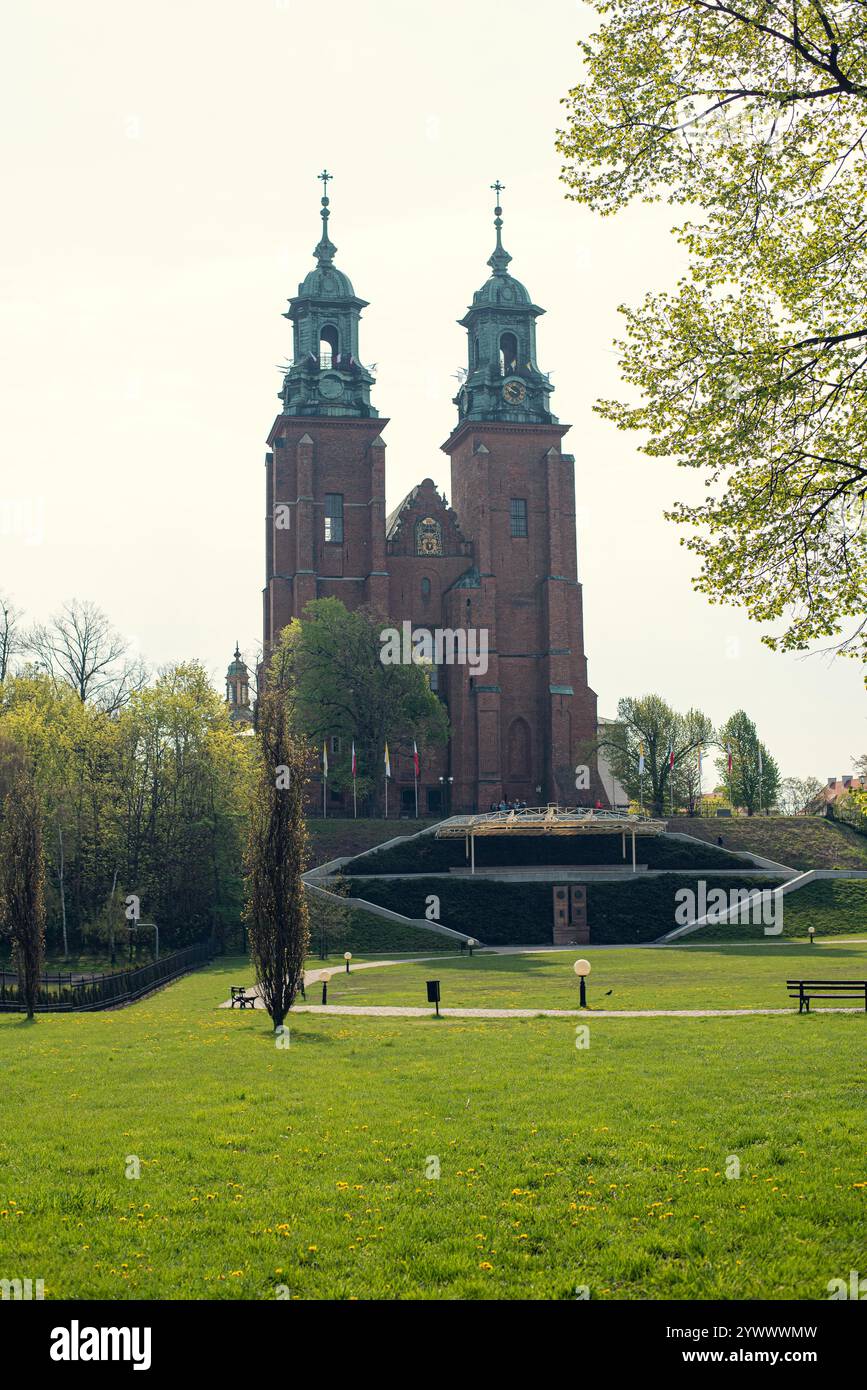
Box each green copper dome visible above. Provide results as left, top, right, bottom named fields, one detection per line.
left=279, top=171, right=378, bottom=419
left=453, top=182, right=556, bottom=428
left=298, top=262, right=357, bottom=300
left=470, top=272, right=532, bottom=308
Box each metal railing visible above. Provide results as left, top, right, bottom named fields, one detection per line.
left=0, top=941, right=213, bottom=1013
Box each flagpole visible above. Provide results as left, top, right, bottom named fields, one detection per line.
left=353, top=773, right=357, bottom=820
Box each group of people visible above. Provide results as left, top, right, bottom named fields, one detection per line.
left=489, top=799, right=528, bottom=813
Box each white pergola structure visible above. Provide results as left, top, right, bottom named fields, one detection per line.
left=435, top=806, right=667, bottom=874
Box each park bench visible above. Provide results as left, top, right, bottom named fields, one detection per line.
left=786, top=979, right=867, bottom=1014
left=230, top=985, right=257, bottom=1009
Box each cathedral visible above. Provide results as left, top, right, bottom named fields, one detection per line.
left=258, top=174, right=604, bottom=815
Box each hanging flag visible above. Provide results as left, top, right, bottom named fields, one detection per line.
left=668, top=743, right=674, bottom=770
left=698, top=744, right=703, bottom=776
left=757, top=747, right=763, bottom=776
left=413, top=740, right=420, bottom=779
left=638, top=742, right=645, bottom=776
left=384, top=741, right=391, bottom=779
left=726, top=743, right=733, bottom=774
left=351, top=740, right=357, bottom=777
left=322, top=741, right=328, bottom=778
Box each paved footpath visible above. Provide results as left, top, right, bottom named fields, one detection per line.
left=219, top=956, right=455, bottom=1010
left=289, top=1004, right=863, bottom=1019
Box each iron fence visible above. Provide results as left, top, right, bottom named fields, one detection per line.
left=0, top=941, right=213, bottom=1013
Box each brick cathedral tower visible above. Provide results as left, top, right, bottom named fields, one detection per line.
left=441, top=184, right=601, bottom=808
left=262, top=171, right=389, bottom=660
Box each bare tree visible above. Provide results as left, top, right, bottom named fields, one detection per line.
left=0, top=595, right=23, bottom=681
left=242, top=686, right=310, bottom=1030
left=26, top=599, right=147, bottom=712
left=0, top=761, right=46, bottom=1020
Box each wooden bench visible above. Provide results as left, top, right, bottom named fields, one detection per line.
left=230, top=985, right=257, bottom=1009
left=786, top=979, right=867, bottom=1014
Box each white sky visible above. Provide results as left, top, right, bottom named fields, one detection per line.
left=1, top=0, right=862, bottom=783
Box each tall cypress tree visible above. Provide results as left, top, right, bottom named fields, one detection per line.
left=242, top=688, right=310, bottom=1030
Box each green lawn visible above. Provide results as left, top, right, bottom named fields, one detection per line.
left=1, top=955, right=865, bottom=1300
left=315, top=941, right=867, bottom=1012
left=307, top=818, right=430, bottom=867
left=672, top=816, right=867, bottom=870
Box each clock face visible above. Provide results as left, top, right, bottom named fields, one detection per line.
left=503, top=379, right=526, bottom=404
left=320, top=375, right=344, bottom=400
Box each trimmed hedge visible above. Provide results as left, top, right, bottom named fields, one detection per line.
left=348, top=874, right=785, bottom=945
left=346, top=831, right=754, bottom=875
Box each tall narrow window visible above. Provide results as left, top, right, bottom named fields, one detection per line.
left=319, top=324, right=338, bottom=369
left=499, top=331, right=518, bottom=376
left=510, top=497, right=528, bottom=537
left=421, top=577, right=431, bottom=604
left=325, top=493, right=344, bottom=543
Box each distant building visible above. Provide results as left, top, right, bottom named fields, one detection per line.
left=816, top=774, right=864, bottom=809
left=225, top=644, right=254, bottom=728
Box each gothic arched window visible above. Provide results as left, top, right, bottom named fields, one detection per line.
left=508, top=717, right=531, bottom=778
left=499, top=331, right=518, bottom=376
left=421, top=577, right=431, bottom=603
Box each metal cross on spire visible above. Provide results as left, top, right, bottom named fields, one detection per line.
left=314, top=169, right=336, bottom=265
left=488, top=179, right=511, bottom=273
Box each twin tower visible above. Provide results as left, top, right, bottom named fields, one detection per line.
left=262, top=174, right=602, bottom=814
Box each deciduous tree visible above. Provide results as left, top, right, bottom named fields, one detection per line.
left=0, top=759, right=46, bottom=1019
left=558, top=1, right=867, bottom=657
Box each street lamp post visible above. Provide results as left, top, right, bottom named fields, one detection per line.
left=344, top=951, right=352, bottom=974
left=574, top=957, right=592, bottom=1008
left=438, top=775, right=454, bottom=815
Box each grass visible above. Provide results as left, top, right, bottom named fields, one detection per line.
left=314, top=941, right=867, bottom=1012
left=307, top=818, right=430, bottom=867
left=1, top=955, right=866, bottom=1300
left=674, top=816, right=867, bottom=870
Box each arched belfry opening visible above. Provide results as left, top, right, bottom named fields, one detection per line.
left=499, top=331, right=518, bottom=376
left=319, top=324, right=339, bottom=368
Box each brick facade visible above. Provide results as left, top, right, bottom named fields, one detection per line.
left=260, top=185, right=605, bottom=815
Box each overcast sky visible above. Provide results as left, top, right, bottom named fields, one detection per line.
left=2, top=0, right=862, bottom=783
